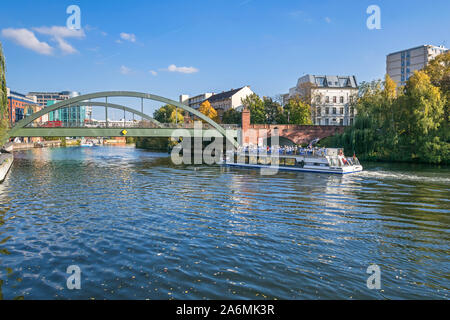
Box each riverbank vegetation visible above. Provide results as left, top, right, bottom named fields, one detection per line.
left=321, top=52, right=449, bottom=165
left=136, top=104, right=184, bottom=151
left=240, top=94, right=312, bottom=125
left=0, top=42, right=9, bottom=146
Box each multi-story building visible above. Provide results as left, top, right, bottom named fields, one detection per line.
left=286, top=75, right=359, bottom=126
left=6, top=88, right=41, bottom=125
left=179, top=93, right=215, bottom=110
left=207, top=86, right=254, bottom=117
left=27, top=91, right=89, bottom=126
left=387, top=45, right=448, bottom=86
left=180, top=86, right=254, bottom=119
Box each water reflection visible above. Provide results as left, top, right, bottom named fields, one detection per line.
left=0, top=147, right=448, bottom=299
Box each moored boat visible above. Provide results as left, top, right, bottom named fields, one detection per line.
left=80, top=139, right=94, bottom=147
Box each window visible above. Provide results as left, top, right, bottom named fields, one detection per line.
left=340, top=108, right=344, bottom=114
left=317, top=107, right=321, bottom=115
left=332, top=107, right=337, bottom=115
left=325, top=107, right=329, bottom=115
left=284, top=158, right=296, bottom=166
left=315, top=96, right=321, bottom=103
left=325, top=119, right=329, bottom=125
left=325, top=96, right=330, bottom=103
left=350, top=118, right=354, bottom=125
left=340, top=96, right=344, bottom=103
left=350, top=107, right=355, bottom=115
left=340, top=119, right=344, bottom=126
left=333, top=96, right=337, bottom=103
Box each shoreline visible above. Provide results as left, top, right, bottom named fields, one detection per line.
left=0, top=153, right=13, bottom=183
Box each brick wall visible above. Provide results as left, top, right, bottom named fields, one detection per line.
left=241, top=108, right=345, bottom=145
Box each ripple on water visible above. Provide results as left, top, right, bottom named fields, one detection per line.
left=0, top=148, right=448, bottom=300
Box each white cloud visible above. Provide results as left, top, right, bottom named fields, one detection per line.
left=34, top=26, right=85, bottom=39
left=120, top=65, right=132, bottom=75
left=120, top=32, right=136, bottom=43
left=149, top=70, right=158, bottom=76
left=1, top=28, right=54, bottom=55
left=167, top=64, right=199, bottom=74
left=33, top=26, right=85, bottom=54
left=325, top=17, right=332, bottom=23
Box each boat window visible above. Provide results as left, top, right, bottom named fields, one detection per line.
left=245, top=156, right=249, bottom=164
left=249, top=156, right=258, bottom=164
left=285, top=158, right=296, bottom=166
left=258, top=156, right=270, bottom=165
left=329, top=158, right=338, bottom=167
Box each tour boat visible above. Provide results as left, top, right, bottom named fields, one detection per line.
left=221, top=147, right=363, bottom=174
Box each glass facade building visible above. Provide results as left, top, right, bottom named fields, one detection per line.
left=47, top=100, right=86, bottom=127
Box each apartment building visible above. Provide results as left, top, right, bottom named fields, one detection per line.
left=286, top=75, right=359, bottom=126
left=387, top=45, right=448, bottom=86
left=180, top=86, right=254, bottom=119
left=179, top=93, right=215, bottom=110
left=6, top=88, right=41, bottom=125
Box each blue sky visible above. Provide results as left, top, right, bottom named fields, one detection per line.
left=1, top=0, right=449, bottom=115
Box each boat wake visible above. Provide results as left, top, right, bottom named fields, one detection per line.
left=356, top=170, right=450, bottom=185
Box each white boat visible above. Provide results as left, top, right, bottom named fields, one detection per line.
left=220, top=147, right=363, bottom=175
left=80, top=140, right=94, bottom=147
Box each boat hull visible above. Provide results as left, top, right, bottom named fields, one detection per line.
left=221, top=162, right=363, bottom=175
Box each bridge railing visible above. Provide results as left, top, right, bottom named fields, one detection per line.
left=23, top=121, right=241, bottom=130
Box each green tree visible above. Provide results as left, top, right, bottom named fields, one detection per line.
left=284, top=97, right=313, bottom=125
left=0, top=42, right=8, bottom=144
left=321, top=70, right=449, bottom=164
left=262, top=97, right=281, bottom=124
left=222, top=108, right=241, bottom=125
left=241, top=94, right=265, bottom=124
left=397, top=71, right=445, bottom=162
left=153, top=104, right=184, bottom=124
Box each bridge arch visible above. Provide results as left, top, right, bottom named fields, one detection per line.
left=7, top=91, right=238, bottom=147
left=67, top=101, right=162, bottom=127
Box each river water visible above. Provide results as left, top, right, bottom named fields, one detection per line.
left=0, top=146, right=448, bottom=300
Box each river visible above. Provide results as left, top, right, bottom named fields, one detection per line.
left=0, top=146, right=448, bottom=299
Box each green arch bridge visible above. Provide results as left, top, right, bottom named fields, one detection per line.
left=4, top=91, right=240, bottom=148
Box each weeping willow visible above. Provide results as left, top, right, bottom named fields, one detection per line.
left=321, top=73, right=449, bottom=164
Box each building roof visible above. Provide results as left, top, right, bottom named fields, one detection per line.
left=300, top=75, right=358, bottom=88
left=207, top=86, right=248, bottom=102
left=387, top=44, right=448, bottom=57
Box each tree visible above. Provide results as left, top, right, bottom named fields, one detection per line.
left=284, top=97, right=313, bottom=125
left=397, top=70, right=445, bottom=162
left=384, top=74, right=397, bottom=100
left=153, top=104, right=184, bottom=124
left=169, top=109, right=184, bottom=124
left=199, top=100, right=219, bottom=123
left=0, top=42, right=8, bottom=144
left=321, top=70, right=449, bottom=164
left=423, top=51, right=450, bottom=130
left=222, top=108, right=241, bottom=125
left=263, top=97, right=284, bottom=124
left=241, top=94, right=265, bottom=124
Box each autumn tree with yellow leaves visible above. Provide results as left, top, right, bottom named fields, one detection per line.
left=199, top=100, right=219, bottom=123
